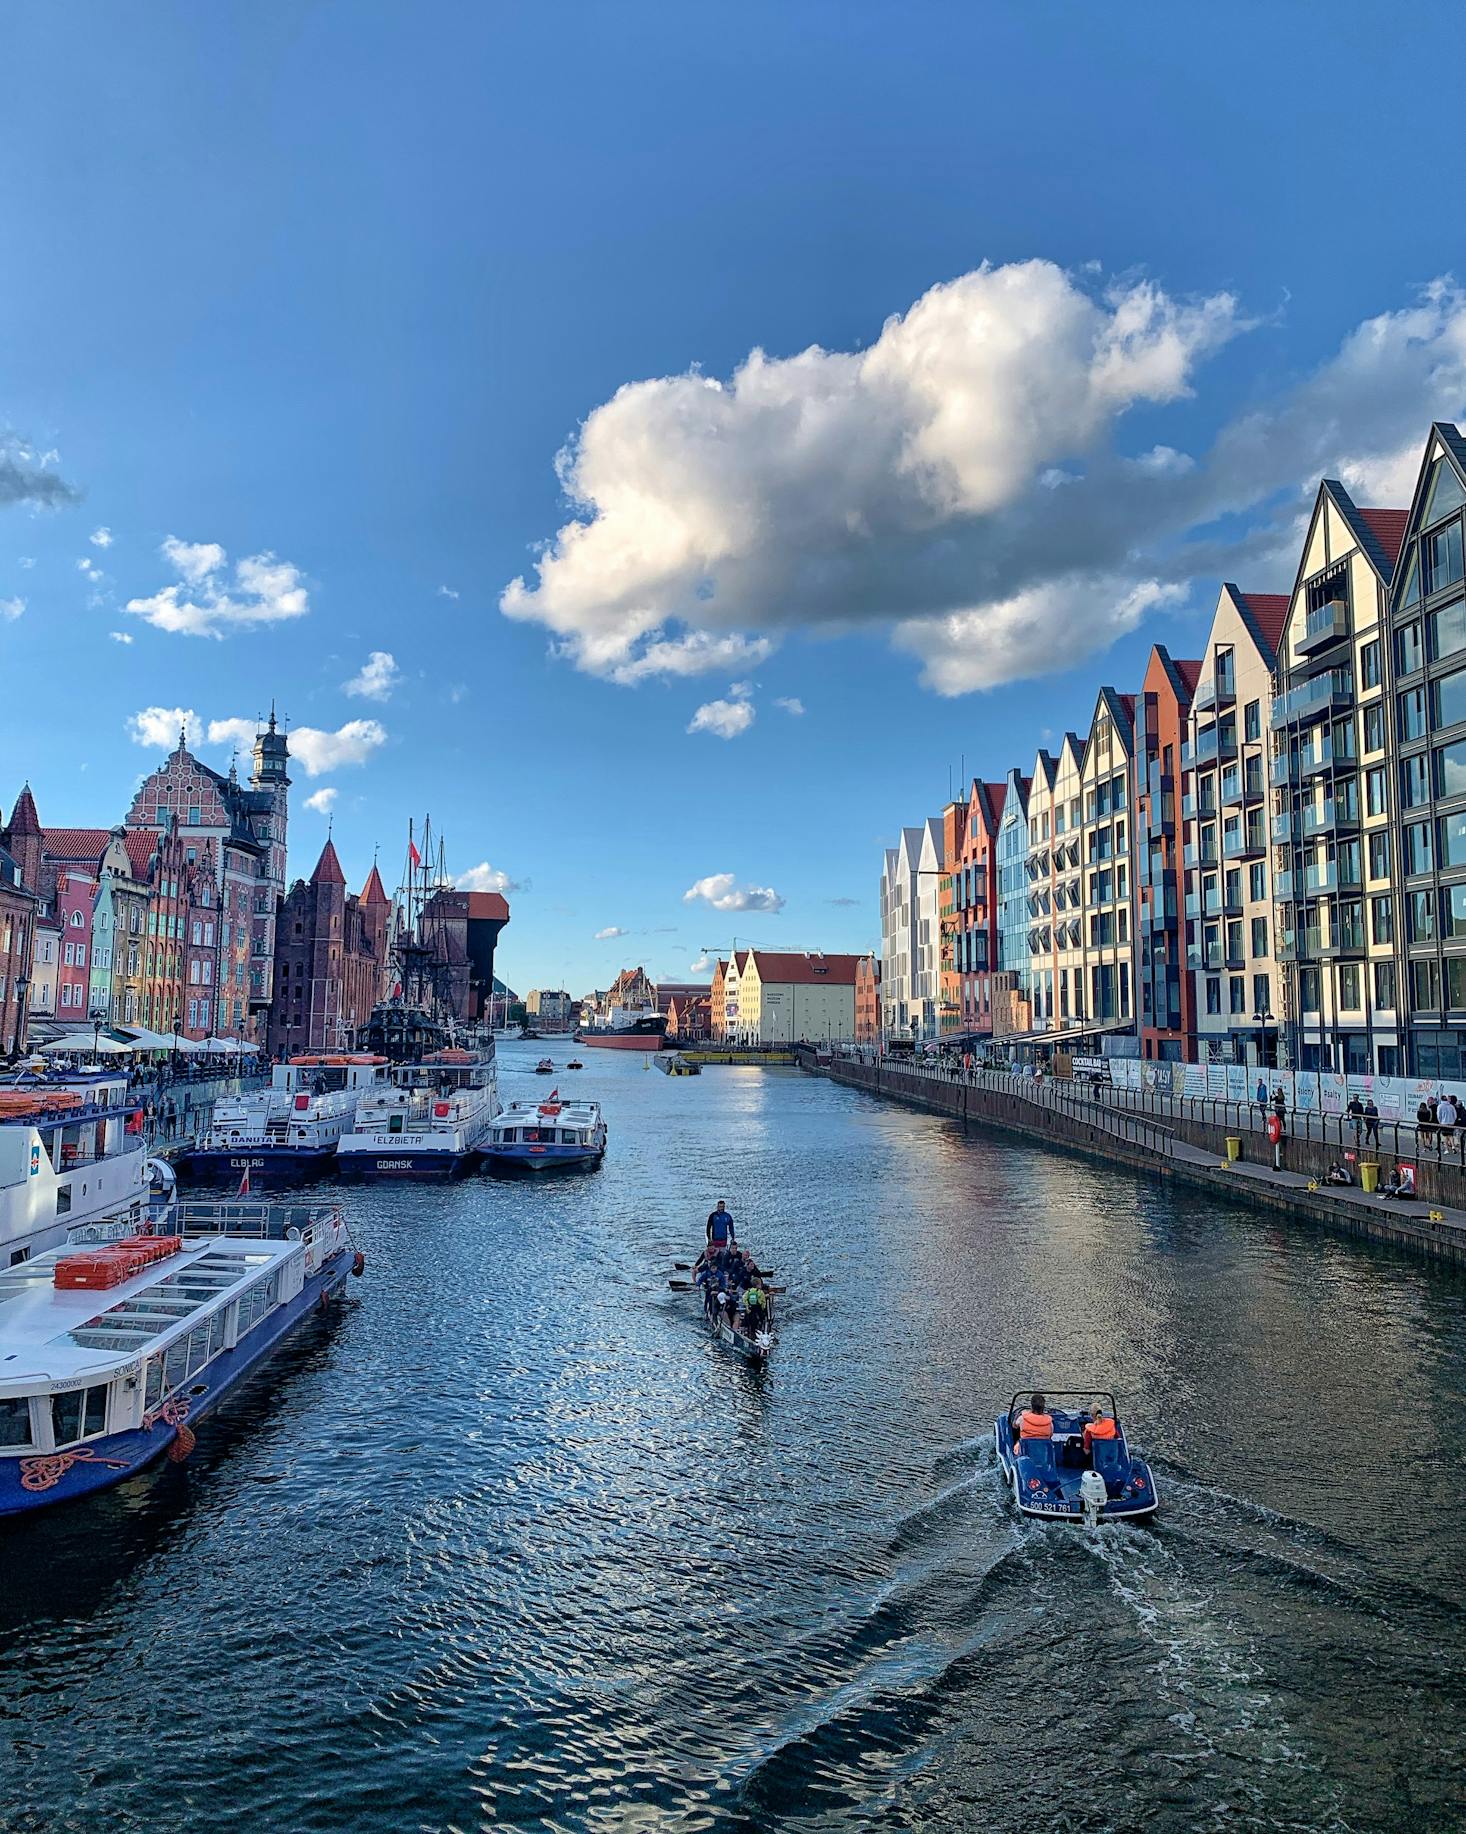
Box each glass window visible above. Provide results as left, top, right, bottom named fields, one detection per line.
left=1205, top=977, right=1221, bottom=1015
left=1248, top=862, right=1266, bottom=901
left=1427, top=520, right=1465, bottom=596
left=1244, top=699, right=1261, bottom=740
left=1405, top=821, right=1433, bottom=875
left=1363, top=703, right=1384, bottom=754
left=1446, top=883, right=1466, bottom=941
left=1300, top=967, right=1321, bottom=1012
left=1430, top=598, right=1466, bottom=663
left=1358, top=640, right=1381, bottom=691
left=1402, top=755, right=1431, bottom=809
left=1399, top=546, right=1421, bottom=607
left=1434, top=665, right=1466, bottom=732
left=1412, top=957, right=1442, bottom=1012
left=1410, top=890, right=1437, bottom=942
left=1399, top=687, right=1428, bottom=740
left=1371, top=896, right=1394, bottom=945
left=1229, top=977, right=1246, bottom=1014
left=1366, top=767, right=1387, bottom=817
left=0, top=1396, right=31, bottom=1447
left=1436, top=738, right=1466, bottom=800
left=1397, top=622, right=1424, bottom=676
left=1338, top=963, right=1362, bottom=1011
left=1375, top=960, right=1397, bottom=1010
left=1251, top=916, right=1268, bottom=957
left=51, top=1385, right=107, bottom=1447
left=1440, top=808, right=1466, bottom=871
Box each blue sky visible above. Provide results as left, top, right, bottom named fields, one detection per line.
left=4, top=2, right=1466, bottom=994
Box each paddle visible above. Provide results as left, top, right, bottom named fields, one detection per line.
left=669, top=1277, right=785, bottom=1294
left=675, top=1260, right=775, bottom=1275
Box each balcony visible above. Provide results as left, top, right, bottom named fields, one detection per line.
left=1219, top=769, right=1244, bottom=807
left=1275, top=869, right=1295, bottom=901
left=1277, top=930, right=1297, bottom=962
left=1184, top=893, right=1201, bottom=920
left=1297, top=598, right=1348, bottom=656
left=1301, top=799, right=1335, bottom=838
left=1192, top=677, right=1216, bottom=714
left=1299, top=735, right=1335, bottom=778
left=1183, top=725, right=1239, bottom=769
left=1187, top=942, right=1223, bottom=971
left=1271, top=753, right=1295, bottom=788
left=1223, top=826, right=1267, bottom=860
left=1271, top=669, right=1353, bottom=730
left=1221, top=885, right=1244, bottom=915
left=1303, top=861, right=1338, bottom=896
left=1320, top=923, right=1367, bottom=957
left=1271, top=810, right=1296, bottom=845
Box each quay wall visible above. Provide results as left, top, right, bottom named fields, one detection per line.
left=807, top=1054, right=1466, bottom=1270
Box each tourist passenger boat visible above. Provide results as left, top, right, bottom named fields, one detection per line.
left=0, top=1069, right=151, bottom=1267
left=335, top=1045, right=500, bottom=1179
left=995, top=1390, right=1158, bottom=1525
left=483, top=1095, right=606, bottom=1171
left=0, top=1196, right=363, bottom=1515
left=176, top=1054, right=390, bottom=1184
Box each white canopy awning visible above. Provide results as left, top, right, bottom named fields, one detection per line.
left=39, top=1033, right=134, bottom=1055
left=112, top=1026, right=183, bottom=1050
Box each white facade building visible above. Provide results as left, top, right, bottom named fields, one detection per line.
left=880, top=818, right=943, bottom=1039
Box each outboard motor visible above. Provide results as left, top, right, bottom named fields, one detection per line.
left=1079, top=1468, right=1108, bottom=1529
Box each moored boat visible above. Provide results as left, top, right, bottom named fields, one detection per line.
left=483, top=1094, right=606, bottom=1171
left=0, top=1196, right=362, bottom=1515
left=0, top=1069, right=151, bottom=1267
left=335, top=1044, right=499, bottom=1179
left=175, top=1053, right=389, bottom=1184
left=995, top=1389, right=1158, bottom=1525
left=657, top=1053, right=700, bottom=1076
left=575, top=1006, right=667, bottom=1051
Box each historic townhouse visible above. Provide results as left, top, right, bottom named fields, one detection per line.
left=992, top=768, right=1031, bottom=1038
left=1023, top=749, right=1061, bottom=1034
left=1134, top=646, right=1200, bottom=1062
left=941, top=779, right=1006, bottom=1037
left=1387, top=424, right=1466, bottom=1078
left=1049, top=732, right=1089, bottom=1037
left=0, top=844, right=37, bottom=1054
left=1182, top=587, right=1289, bottom=1065
left=1075, top=692, right=1135, bottom=1041
left=1274, top=482, right=1406, bottom=1073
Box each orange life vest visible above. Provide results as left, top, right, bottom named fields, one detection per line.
left=1018, top=1409, right=1053, bottom=1440
left=1083, top=1416, right=1118, bottom=1450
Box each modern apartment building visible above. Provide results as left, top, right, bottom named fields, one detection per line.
left=1135, top=646, right=1199, bottom=1061
left=1023, top=749, right=1061, bottom=1034
left=1274, top=482, right=1406, bottom=1073
left=1387, top=423, right=1466, bottom=1078
left=1076, top=690, right=1135, bottom=1042
left=1183, top=586, right=1288, bottom=1064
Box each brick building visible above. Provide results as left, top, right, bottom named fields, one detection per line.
left=268, top=842, right=392, bottom=1055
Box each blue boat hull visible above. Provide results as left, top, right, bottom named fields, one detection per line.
left=175, top=1147, right=339, bottom=1184
left=484, top=1143, right=604, bottom=1173
left=994, top=1417, right=1158, bottom=1523
left=0, top=1253, right=351, bottom=1517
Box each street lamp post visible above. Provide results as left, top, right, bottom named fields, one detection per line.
left=172, top=1011, right=182, bottom=1075
left=12, top=975, right=28, bottom=1059
left=91, top=1010, right=104, bottom=1066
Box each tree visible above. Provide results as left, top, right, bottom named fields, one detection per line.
left=508, top=1000, right=527, bottom=1025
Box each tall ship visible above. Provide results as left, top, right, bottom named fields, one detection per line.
left=0, top=1068, right=152, bottom=1267
left=336, top=1045, right=499, bottom=1179
left=176, top=1054, right=390, bottom=1184
left=356, top=818, right=459, bottom=1065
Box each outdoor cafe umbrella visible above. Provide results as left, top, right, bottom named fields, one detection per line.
left=39, top=1033, right=134, bottom=1055
left=111, top=1026, right=180, bottom=1052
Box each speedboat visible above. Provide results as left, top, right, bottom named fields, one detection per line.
left=566, top=1059, right=584, bottom=1070
left=534, top=1058, right=555, bottom=1075
left=176, top=1053, right=390, bottom=1184
left=483, top=1095, right=606, bottom=1171
left=0, top=1069, right=152, bottom=1267
left=0, top=1194, right=362, bottom=1515
left=336, top=1045, right=499, bottom=1179
left=995, top=1390, right=1158, bottom=1525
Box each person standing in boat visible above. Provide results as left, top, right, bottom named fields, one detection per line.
left=706, top=1200, right=736, bottom=1249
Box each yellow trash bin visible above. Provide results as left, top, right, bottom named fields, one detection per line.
left=1225, top=1136, right=1242, bottom=1161
left=1359, top=1160, right=1379, bottom=1194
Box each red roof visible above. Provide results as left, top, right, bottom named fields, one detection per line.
left=1175, top=658, right=1203, bottom=696
left=747, top=950, right=864, bottom=986
left=1359, top=508, right=1409, bottom=570
left=124, top=830, right=158, bottom=881
left=465, top=891, right=509, bottom=921
left=1237, top=591, right=1291, bottom=657
left=311, top=839, right=346, bottom=886
left=42, top=827, right=111, bottom=864
left=359, top=864, right=389, bottom=907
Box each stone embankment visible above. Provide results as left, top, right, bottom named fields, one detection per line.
left=801, top=1052, right=1466, bottom=1269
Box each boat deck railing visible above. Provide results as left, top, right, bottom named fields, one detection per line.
left=171, top=1200, right=345, bottom=1238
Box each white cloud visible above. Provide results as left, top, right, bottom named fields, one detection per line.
left=343, top=650, right=400, bottom=701
left=683, top=872, right=784, bottom=913
left=688, top=952, right=714, bottom=974
left=127, top=706, right=199, bottom=748
left=109, top=630, right=133, bottom=644
left=124, top=537, right=309, bottom=638
left=456, top=862, right=521, bottom=895
left=203, top=717, right=259, bottom=752
left=77, top=557, right=104, bottom=582
left=687, top=694, right=755, bottom=739
left=0, top=596, right=23, bottom=621
left=304, top=787, right=338, bottom=815
left=501, top=265, right=1466, bottom=695
left=90, top=526, right=113, bottom=548
left=438, top=584, right=460, bottom=599
left=774, top=695, right=805, bottom=715
left=17, top=557, right=34, bottom=569
left=594, top=925, right=628, bottom=940
left=285, top=720, right=386, bottom=777
left=611, top=631, right=774, bottom=684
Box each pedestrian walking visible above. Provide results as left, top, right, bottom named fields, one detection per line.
left=1363, top=1097, right=1380, bottom=1148
left=1255, top=1074, right=1268, bottom=1119
left=1438, top=1094, right=1459, bottom=1152
left=1347, top=1093, right=1365, bottom=1147
left=1417, top=1097, right=1435, bottom=1149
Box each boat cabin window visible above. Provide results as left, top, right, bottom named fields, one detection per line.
left=55, top=1185, right=72, bottom=1216
left=51, top=1384, right=108, bottom=1447
left=0, top=1396, right=33, bottom=1447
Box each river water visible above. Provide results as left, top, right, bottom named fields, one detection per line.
left=2, top=1040, right=1464, bottom=1833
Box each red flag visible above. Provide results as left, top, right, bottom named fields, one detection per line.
left=237, top=1165, right=251, bottom=1197
left=409, top=839, right=421, bottom=867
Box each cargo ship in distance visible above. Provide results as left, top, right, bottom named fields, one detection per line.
left=575, top=1006, right=668, bottom=1051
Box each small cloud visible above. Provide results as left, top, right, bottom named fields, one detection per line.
left=594, top=925, right=629, bottom=940
left=90, top=526, right=114, bottom=548
left=18, top=557, right=34, bottom=569
left=0, top=596, right=24, bottom=622
left=456, top=861, right=522, bottom=895
left=447, top=683, right=468, bottom=705
left=342, top=650, right=400, bottom=701
left=283, top=719, right=386, bottom=777
left=304, top=787, right=338, bottom=815
left=687, top=684, right=756, bottom=739
left=77, top=557, right=104, bottom=582
left=124, top=537, right=309, bottom=638
left=683, top=872, right=784, bottom=913
left=825, top=896, right=860, bottom=907
left=774, top=696, right=805, bottom=716
left=438, top=585, right=460, bottom=600
left=688, top=952, right=715, bottom=974
left=127, top=705, right=199, bottom=748
left=109, top=630, right=133, bottom=644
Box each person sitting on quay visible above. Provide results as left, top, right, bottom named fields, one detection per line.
left=1325, top=1161, right=1355, bottom=1187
